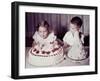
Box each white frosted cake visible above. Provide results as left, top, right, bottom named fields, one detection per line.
left=28, top=42, right=64, bottom=66
left=67, top=45, right=87, bottom=61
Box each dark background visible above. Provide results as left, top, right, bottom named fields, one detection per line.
left=25, top=12, right=89, bottom=47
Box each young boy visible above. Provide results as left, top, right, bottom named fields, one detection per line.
left=63, top=16, right=87, bottom=61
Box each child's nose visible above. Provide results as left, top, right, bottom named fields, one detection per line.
left=41, top=32, right=45, bottom=36
left=41, top=32, right=44, bottom=35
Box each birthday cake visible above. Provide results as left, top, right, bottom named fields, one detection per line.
left=67, top=45, right=87, bottom=61
left=28, top=41, right=64, bottom=66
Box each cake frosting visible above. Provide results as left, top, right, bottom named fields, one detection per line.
left=28, top=41, right=64, bottom=66
left=67, top=45, right=87, bottom=61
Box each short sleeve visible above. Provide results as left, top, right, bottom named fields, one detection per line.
left=63, top=33, right=67, bottom=43
left=32, top=31, right=40, bottom=43
left=47, top=32, right=57, bottom=42
left=32, top=32, right=36, bottom=40
left=63, top=32, right=74, bottom=46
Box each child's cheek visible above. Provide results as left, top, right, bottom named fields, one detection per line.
left=70, top=28, right=75, bottom=33
left=43, top=33, right=47, bottom=37
left=70, top=28, right=78, bottom=33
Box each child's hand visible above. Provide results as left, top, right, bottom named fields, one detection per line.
left=63, top=42, right=70, bottom=48
left=74, top=31, right=79, bottom=37
left=70, top=26, right=79, bottom=35
left=53, top=40, right=58, bottom=45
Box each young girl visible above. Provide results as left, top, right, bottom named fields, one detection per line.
left=32, top=20, right=58, bottom=50
left=63, top=16, right=87, bottom=61
left=28, top=21, right=65, bottom=66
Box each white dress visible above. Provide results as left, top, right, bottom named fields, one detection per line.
left=33, top=31, right=57, bottom=48
left=63, top=31, right=87, bottom=60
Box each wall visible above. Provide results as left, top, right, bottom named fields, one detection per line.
left=26, top=13, right=89, bottom=38
left=0, top=0, right=99, bottom=81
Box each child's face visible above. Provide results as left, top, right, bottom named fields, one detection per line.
left=38, top=26, right=48, bottom=39
left=69, top=23, right=79, bottom=33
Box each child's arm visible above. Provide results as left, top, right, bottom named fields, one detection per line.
left=55, top=39, right=64, bottom=46
left=32, top=31, right=38, bottom=47
left=63, top=42, right=70, bottom=48
left=32, top=40, right=37, bottom=47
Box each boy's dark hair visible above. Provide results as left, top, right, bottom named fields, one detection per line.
left=71, top=16, right=83, bottom=28
left=37, top=20, right=49, bottom=31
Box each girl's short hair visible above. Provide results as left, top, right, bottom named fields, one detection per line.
left=71, top=16, right=83, bottom=28
left=37, top=20, right=49, bottom=32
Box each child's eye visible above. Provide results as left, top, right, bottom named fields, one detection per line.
left=71, top=27, right=75, bottom=29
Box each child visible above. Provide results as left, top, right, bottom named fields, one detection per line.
left=32, top=20, right=57, bottom=49
left=63, top=16, right=87, bottom=61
